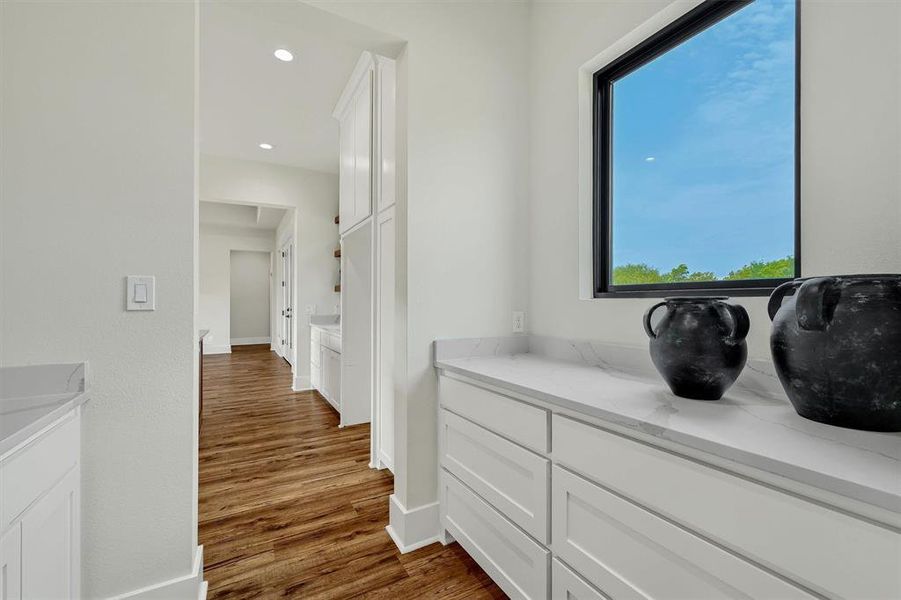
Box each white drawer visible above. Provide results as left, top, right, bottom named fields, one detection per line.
left=552, top=466, right=812, bottom=600
left=1, top=413, right=79, bottom=530
left=442, top=471, right=550, bottom=600
left=552, top=559, right=609, bottom=600
left=439, top=376, right=548, bottom=453
left=553, top=415, right=900, bottom=599
left=330, top=333, right=341, bottom=353
left=440, top=409, right=549, bottom=542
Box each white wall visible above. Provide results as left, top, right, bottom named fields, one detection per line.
left=0, top=1, right=198, bottom=597
left=230, top=251, right=272, bottom=341
left=200, top=155, right=339, bottom=387
left=528, top=0, right=901, bottom=360
left=310, top=1, right=531, bottom=511
left=199, top=225, right=275, bottom=351
left=199, top=227, right=274, bottom=352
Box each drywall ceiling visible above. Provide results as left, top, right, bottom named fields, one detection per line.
left=200, top=200, right=287, bottom=232
left=200, top=1, right=403, bottom=174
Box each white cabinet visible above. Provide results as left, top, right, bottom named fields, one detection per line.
left=376, top=207, right=395, bottom=471
left=0, top=524, right=22, bottom=599
left=1, top=410, right=81, bottom=599
left=311, top=325, right=343, bottom=415
left=21, top=469, right=79, bottom=599
left=437, top=374, right=900, bottom=600
left=335, top=58, right=373, bottom=235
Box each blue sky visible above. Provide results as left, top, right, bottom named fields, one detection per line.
left=611, top=0, right=795, bottom=278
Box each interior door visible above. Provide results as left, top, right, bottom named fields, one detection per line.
left=280, top=241, right=294, bottom=366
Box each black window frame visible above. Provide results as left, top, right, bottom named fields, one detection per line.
left=593, top=0, right=801, bottom=298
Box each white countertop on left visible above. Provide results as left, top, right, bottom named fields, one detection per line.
left=0, top=363, right=88, bottom=456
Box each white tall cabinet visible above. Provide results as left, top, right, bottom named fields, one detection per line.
left=332, top=52, right=396, bottom=469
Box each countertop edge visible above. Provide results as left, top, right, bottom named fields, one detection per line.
left=0, top=390, right=88, bottom=458
left=435, top=358, right=901, bottom=516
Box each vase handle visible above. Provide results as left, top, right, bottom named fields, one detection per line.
left=643, top=301, right=667, bottom=339
left=725, top=303, right=750, bottom=342
left=767, top=279, right=801, bottom=321
left=795, top=276, right=839, bottom=331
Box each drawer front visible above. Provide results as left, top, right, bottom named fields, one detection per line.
left=553, top=416, right=900, bottom=599
left=440, top=409, right=549, bottom=542
left=442, top=471, right=550, bottom=600
left=440, top=376, right=548, bottom=453
left=1, top=413, right=79, bottom=530
left=552, top=466, right=812, bottom=600
left=552, top=559, right=609, bottom=600
left=330, top=334, right=342, bottom=353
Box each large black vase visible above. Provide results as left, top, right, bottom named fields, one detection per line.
left=644, top=297, right=749, bottom=400
left=768, top=274, right=901, bottom=432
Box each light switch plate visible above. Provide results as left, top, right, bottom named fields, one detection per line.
left=127, top=276, right=156, bottom=311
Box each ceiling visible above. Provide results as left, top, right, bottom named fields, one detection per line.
left=200, top=201, right=287, bottom=232
left=200, top=1, right=403, bottom=174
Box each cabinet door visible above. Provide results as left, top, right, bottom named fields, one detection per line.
left=338, top=110, right=355, bottom=234
left=328, top=350, right=342, bottom=410
left=352, top=73, right=372, bottom=227
left=376, top=208, right=395, bottom=471
left=320, top=347, right=331, bottom=402
left=21, top=469, right=79, bottom=599
left=0, top=523, right=22, bottom=600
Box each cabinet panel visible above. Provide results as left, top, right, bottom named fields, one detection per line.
left=552, top=466, right=812, bottom=600
left=552, top=559, right=609, bottom=600
left=0, top=523, right=22, bottom=600
left=442, top=471, right=549, bottom=600
left=1, top=414, right=79, bottom=530
left=21, top=469, right=79, bottom=600
left=377, top=209, right=395, bottom=471
left=338, top=110, right=355, bottom=234
left=440, top=410, right=549, bottom=543
left=439, top=376, right=548, bottom=453
left=377, top=57, right=396, bottom=212
left=352, top=73, right=372, bottom=228
left=553, top=415, right=900, bottom=599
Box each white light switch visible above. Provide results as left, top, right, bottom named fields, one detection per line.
left=127, top=276, right=155, bottom=311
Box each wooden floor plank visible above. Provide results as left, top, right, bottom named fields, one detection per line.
left=200, top=344, right=506, bottom=598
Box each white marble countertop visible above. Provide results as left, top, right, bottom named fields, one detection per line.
left=0, top=363, right=88, bottom=456
left=434, top=337, right=901, bottom=514
left=310, top=314, right=340, bottom=335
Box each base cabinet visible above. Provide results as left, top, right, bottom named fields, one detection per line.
left=1, top=411, right=81, bottom=600
left=21, top=469, right=80, bottom=599
left=438, top=374, right=900, bottom=600
left=0, top=524, right=22, bottom=599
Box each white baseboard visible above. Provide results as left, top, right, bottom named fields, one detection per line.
left=231, top=337, right=271, bottom=346
left=203, top=344, right=231, bottom=355
left=113, top=546, right=205, bottom=599
left=385, top=495, right=440, bottom=554
left=292, top=375, right=312, bottom=392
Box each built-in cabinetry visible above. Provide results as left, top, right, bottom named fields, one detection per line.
left=438, top=372, right=900, bottom=600
left=311, top=324, right=342, bottom=414
left=1, top=408, right=82, bottom=599
left=331, top=51, right=396, bottom=466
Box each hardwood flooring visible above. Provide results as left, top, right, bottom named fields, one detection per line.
left=199, top=344, right=506, bottom=599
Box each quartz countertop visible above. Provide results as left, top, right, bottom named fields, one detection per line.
left=310, top=314, right=340, bottom=335
left=1, top=363, right=88, bottom=456
left=434, top=337, right=901, bottom=514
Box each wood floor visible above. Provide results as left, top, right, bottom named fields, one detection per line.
left=199, top=344, right=506, bottom=599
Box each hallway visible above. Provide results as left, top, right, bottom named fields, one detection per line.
left=199, top=345, right=505, bottom=599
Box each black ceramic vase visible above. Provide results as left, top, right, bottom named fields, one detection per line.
left=768, top=275, right=901, bottom=432
left=644, top=297, right=749, bottom=400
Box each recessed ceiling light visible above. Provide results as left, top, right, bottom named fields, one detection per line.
left=259, top=143, right=274, bottom=150
left=273, top=49, right=294, bottom=62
